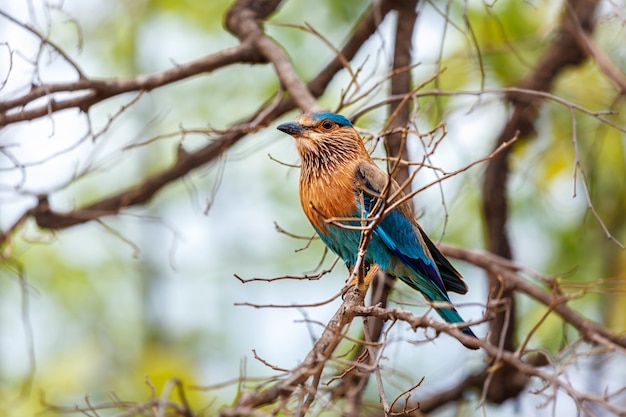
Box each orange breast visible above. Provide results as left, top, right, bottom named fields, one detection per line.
left=299, top=163, right=359, bottom=233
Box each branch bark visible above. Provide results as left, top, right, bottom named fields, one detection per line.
left=216, top=285, right=368, bottom=417
left=4, top=1, right=625, bottom=416
left=10, top=0, right=395, bottom=239
left=335, top=2, right=418, bottom=413
left=480, top=0, right=600, bottom=404
left=0, top=42, right=263, bottom=126
left=440, top=244, right=626, bottom=351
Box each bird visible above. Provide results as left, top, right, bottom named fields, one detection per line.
left=276, top=111, right=478, bottom=348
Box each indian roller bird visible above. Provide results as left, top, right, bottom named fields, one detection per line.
left=277, top=112, right=477, bottom=348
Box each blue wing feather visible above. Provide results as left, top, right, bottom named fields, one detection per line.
left=354, top=165, right=447, bottom=293
left=355, top=163, right=467, bottom=295
left=372, top=212, right=447, bottom=293
left=355, top=184, right=477, bottom=340
left=314, top=161, right=477, bottom=343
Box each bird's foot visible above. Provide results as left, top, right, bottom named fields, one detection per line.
left=348, top=264, right=379, bottom=293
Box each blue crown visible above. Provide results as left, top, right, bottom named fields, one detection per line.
left=310, top=112, right=352, bottom=127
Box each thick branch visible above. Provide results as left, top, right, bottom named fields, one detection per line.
left=480, top=0, right=599, bottom=404
left=439, top=244, right=626, bottom=351
left=32, top=129, right=243, bottom=229
left=216, top=285, right=367, bottom=416
left=268, top=0, right=396, bottom=116
left=385, top=0, right=417, bottom=187
left=0, top=43, right=262, bottom=126
left=225, top=0, right=319, bottom=112
left=338, top=2, right=418, bottom=413
left=354, top=303, right=625, bottom=416
left=19, top=0, right=395, bottom=236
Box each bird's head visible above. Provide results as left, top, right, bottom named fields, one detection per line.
left=276, top=112, right=368, bottom=168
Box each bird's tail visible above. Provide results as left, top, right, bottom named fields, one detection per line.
left=396, top=273, right=478, bottom=349
left=432, top=302, right=479, bottom=350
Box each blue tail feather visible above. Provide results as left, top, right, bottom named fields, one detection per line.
left=433, top=304, right=478, bottom=349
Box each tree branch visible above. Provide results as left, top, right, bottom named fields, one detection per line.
left=12, top=0, right=395, bottom=238
left=0, top=42, right=262, bottom=126
left=480, top=0, right=600, bottom=404
left=216, top=285, right=367, bottom=416
left=440, top=244, right=626, bottom=351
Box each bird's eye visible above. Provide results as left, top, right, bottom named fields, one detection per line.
left=321, top=120, right=333, bottom=130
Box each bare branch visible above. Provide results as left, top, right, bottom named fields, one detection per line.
left=0, top=43, right=261, bottom=125
left=217, top=285, right=367, bottom=415
left=439, top=244, right=626, bottom=351
left=4, top=0, right=397, bottom=244
left=481, top=0, right=601, bottom=404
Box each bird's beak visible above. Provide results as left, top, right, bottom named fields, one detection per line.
left=276, top=121, right=305, bottom=136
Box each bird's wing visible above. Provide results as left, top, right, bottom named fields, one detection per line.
left=354, top=161, right=467, bottom=295
left=417, top=225, right=468, bottom=294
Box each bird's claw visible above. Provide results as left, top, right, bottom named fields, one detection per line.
left=347, top=264, right=379, bottom=293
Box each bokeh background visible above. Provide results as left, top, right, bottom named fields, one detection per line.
left=1, top=0, right=625, bottom=416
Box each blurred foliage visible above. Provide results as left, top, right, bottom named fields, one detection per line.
left=1, top=0, right=626, bottom=416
